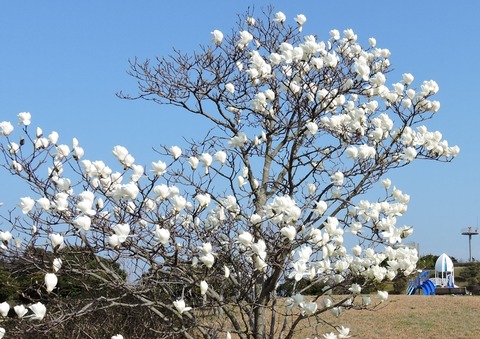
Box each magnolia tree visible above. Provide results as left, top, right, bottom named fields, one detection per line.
left=0, top=8, right=459, bottom=339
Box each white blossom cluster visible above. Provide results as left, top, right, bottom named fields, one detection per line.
left=210, top=10, right=459, bottom=169
left=0, top=9, right=460, bottom=339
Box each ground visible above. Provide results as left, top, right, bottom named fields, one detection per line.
left=312, top=294, right=480, bottom=338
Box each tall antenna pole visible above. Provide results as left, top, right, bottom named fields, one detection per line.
left=462, top=227, right=479, bottom=261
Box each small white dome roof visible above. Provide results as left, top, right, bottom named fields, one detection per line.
left=435, top=253, right=454, bottom=272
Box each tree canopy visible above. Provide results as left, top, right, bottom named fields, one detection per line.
left=0, top=7, right=458, bottom=339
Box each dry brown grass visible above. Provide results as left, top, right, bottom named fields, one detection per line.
left=201, top=294, right=480, bottom=338
left=306, top=295, right=480, bottom=338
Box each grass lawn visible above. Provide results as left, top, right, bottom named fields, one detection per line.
left=310, top=294, right=480, bottom=338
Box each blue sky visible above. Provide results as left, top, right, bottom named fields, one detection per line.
left=0, top=1, right=478, bottom=261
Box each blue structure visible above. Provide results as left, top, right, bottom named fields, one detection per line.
left=406, top=270, right=436, bottom=295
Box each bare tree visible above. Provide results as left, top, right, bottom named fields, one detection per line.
left=0, top=7, right=458, bottom=339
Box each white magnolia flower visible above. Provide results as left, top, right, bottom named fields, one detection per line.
left=358, top=145, right=376, bottom=159
left=228, top=132, right=248, bottom=148
left=402, top=73, right=414, bottom=86
left=273, top=11, right=286, bottom=24
left=130, top=164, right=144, bottom=182
left=237, top=176, right=246, bottom=188
left=171, top=195, right=187, bottom=212
left=401, top=98, right=412, bottom=109
left=14, top=305, right=28, bottom=318
left=199, top=242, right=215, bottom=268
left=55, top=144, right=71, bottom=159
left=354, top=56, right=370, bottom=81
left=250, top=213, right=262, bottom=225
left=189, top=156, right=199, bottom=169
left=330, top=306, right=342, bottom=317
left=73, top=145, right=84, bottom=159
left=289, top=260, right=307, bottom=282
left=377, top=290, right=389, bottom=302
left=153, top=184, right=170, bottom=199
left=19, top=197, right=35, bottom=214
left=330, top=29, right=340, bottom=40
left=0, top=231, right=12, bottom=244
left=112, top=145, right=129, bottom=162
left=298, top=246, right=312, bottom=263
left=49, top=233, right=64, bottom=249
left=155, top=226, right=170, bottom=245
left=108, top=234, right=121, bottom=248
left=76, top=192, right=96, bottom=216
left=214, top=150, right=227, bottom=165
left=74, top=215, right=92, bottom=231
left=11, top=160, right=22, bottom=172
left=45, top=273, right=58, bottom=293
left=237, top=30, right=253, bottom=49
left=0, top=302, right=10, bottom=317
left=346, top=146, right=358, bottom=159
left=280, top=225, right=297, bottom=242
left=286, top=293, right=305, bottom=309
left=314, top=200, right=328, bottom=215
left=251, top=239, right=267, bottom=265
left=400, top=225, right=414, bottom=238
left=294, top=14, right=307, bottom=30
left=173, top=299, right=192, bottom=314
left=151, top=160, right=167, bottom=176
left=343, top=28, right=357, bottom=41
left=306, top=121, right=318, bottom=136
left=17, top=112, right=31, bottom=126
left=431, top=100, right=441, bottom=112
left=195, top=193, right=211, bottom=207
left=352, top=245, right=362, bottom=257
left=301, top=301, right=317, bottom=316
left=53, top=258, right=63, bottom=272
left=29, top=302, right=46, bottom=320
left=37, top=197, right=51, bottom=210
left=330, top=171, right=344, bottom=186
left=112, top=223, right=130, bottom=243
left=307, top=183, right=316, bottom=195
left=120, top=182, right=139, bottom=200
left=211, top=29, right=223, bottom=45
left=323, top=297, right=332, bottom=308
left=236, top=61, right=243, bottom=71
left=338, top=326, right=351, bottom=338
left=403, top=147, right=417, bottom=162
left=199, top=153, right=213, bottom=174
left=169, top=146, right=182, bottom=160
left=0, top=121, right=14, bottom=136
left=48, top=131, right=59, bottom=144
left=111, top=335, right=124, bottom=339
left=200, top=280, right=208, bottom=295
left=224, top=265, right=230, bottom=278
left=362, top=296, right=372, bottom=306
left=381, top=178, right=392, bottom=190
left=8, top=142, right=20, bottom=154
left=348, top=283, right=361, bottom=294
left=238, top=231, right=254, bottom=247
left=225, top=83, right=235, bottom=94
left=270, top=52, right=283, bottom=65
left=245, top=16, right=255, bottom=26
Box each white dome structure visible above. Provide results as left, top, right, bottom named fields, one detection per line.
left=434, top=253, right=455, bottom=287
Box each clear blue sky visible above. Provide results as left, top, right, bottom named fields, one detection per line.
left=0, top=1, right=478, bottom=261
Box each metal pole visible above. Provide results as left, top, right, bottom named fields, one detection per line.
left=469, top=234, right=472, bottom=262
